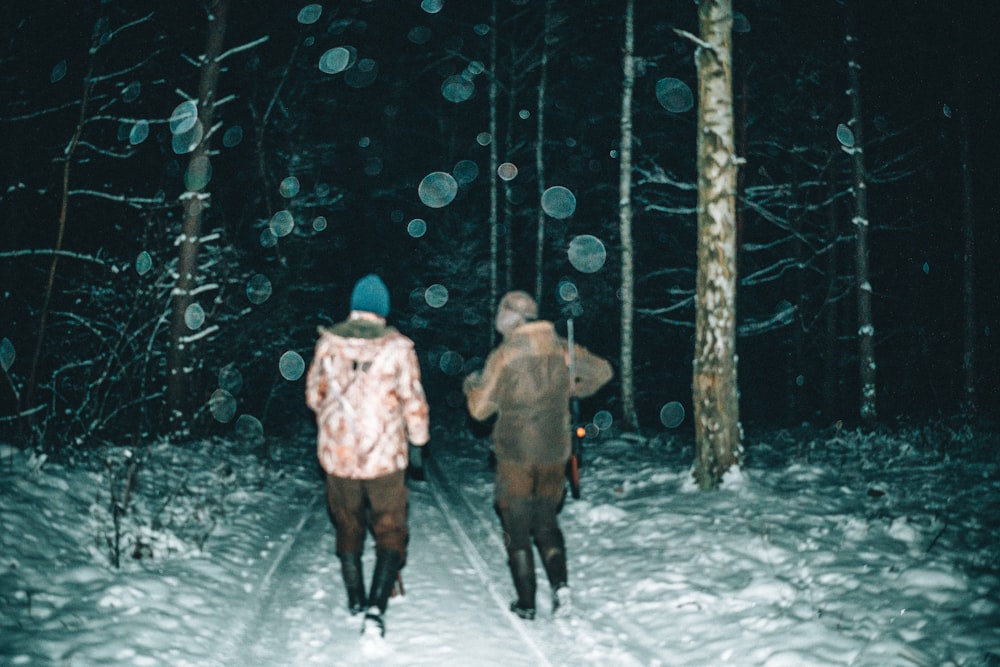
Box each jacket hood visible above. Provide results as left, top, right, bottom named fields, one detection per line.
left=320, top=314, right=396, bottom=340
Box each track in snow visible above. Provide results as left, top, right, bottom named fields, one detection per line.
left=223, top=460, right=574, bottom=666
left=422, top=454, right=651, bottom=667
left=425, top=447, right=672, bottom=667
left=424, top=457, right=557, bottom=667
left=220, top=438, right=654, bottom=667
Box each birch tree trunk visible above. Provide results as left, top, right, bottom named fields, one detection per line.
left=845, top=4, right=877, bottom=428
left=533, top=0, right=551, bottom=306
left=618, top=0, right=638, bottom=432
left=689, top=0, right=741, bottom=489
left=165, top=0, right=230, bottom=432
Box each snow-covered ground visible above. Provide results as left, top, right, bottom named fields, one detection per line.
left=2, top=419, right=998, bottom=666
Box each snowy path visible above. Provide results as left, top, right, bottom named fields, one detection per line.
left=421, top=449, right=658, bottom=667
left=222, top=459, right=566, bottom=666
left=422, top=459, right=559, bottom=666
left=223, top=446, right=653, bottom=667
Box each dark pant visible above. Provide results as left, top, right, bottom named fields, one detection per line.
left=325, top=470, right=408, bottom=559
left=494, top=460, right=565, bottom=556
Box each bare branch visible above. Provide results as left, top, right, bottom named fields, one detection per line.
left=68, top=189, right=168, bottom=208
left=0, top=249, right=111, bottom=266
left=216, top=35, right=269, bottom=63
left=673, top=28, right=712, bottom=50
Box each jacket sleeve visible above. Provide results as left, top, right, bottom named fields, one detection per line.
left=305, top=338, right=329, bottom=412
left=400, top=346, right=430, bottom=445
left=571, top=344, right=613, bottom=399
left=462, top=348, right=503, bottom=421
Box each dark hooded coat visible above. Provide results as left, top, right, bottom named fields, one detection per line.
left=463, top=320, right=612, bottom=465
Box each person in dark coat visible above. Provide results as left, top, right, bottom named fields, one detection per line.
left=463, top=290, right=612, bottom=619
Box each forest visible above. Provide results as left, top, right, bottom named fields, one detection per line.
left=1, top=0, right=997, bottom=458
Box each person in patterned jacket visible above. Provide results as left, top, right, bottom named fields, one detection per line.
left=463, top=290, right=612, bottom=620
left=305, top=274, right=429, bottom=637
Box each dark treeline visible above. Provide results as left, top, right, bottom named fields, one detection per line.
left=1, top=0, right=996, bottom=454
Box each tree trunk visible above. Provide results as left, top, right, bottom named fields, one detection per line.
left=791, top=203, right=805, bottom=423
left=165, top=0, right=230, bottom=433
left=533, top=0, right=551, bottom=307
left=502, top=36, right=515, bottom=294
left=25, top=32, right=97, bottom=425
left=618, top=0, right=638, bottom=432
left=956, top=44, right=977, bottom=417
left=689, top=0, right=742, bottom=489
left=822, top=178, right=841, bottom=421
left=845, top=3, right=877, bottom=428
left=489, top=0, right=500, bottom=348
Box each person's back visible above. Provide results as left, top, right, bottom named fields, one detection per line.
left=463, top=290, right=612, bottom=620
left=305, top=274, right=429, bottom=637
left=484, top=320, right=572, bottom=466
left=310, top=315, right=426, bottom=479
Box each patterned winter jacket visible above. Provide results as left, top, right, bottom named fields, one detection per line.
left=306, top=312, right=429, bottom=479
left=463, top=320, right=613, bottom=466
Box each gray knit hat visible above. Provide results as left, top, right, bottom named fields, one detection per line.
left=495, top=290, right=538, bottom=336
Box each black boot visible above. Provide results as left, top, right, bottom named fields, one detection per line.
left=541, top=547, right=567, bottom=590
left=338, top=553, right=366, bottom=615
left=542, top=547, right=571, bottom=616
left=363, top=548, right=404, bottom=637
left=508, top=549, right=536, bottom=620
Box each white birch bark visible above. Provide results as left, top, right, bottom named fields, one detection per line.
left=618, top=0, right=638, bottom=431
left=689, top=0, right=742, bottom=489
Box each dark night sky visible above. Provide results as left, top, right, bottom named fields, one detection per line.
left=1, top=0, right=997, bottom=437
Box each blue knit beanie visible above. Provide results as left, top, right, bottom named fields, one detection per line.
left=350, top=274, right=390, bottom=316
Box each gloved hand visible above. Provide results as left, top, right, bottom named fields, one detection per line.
left=408, top=443, right=426, bottom=481
left=462, top=370, right=482, bottom=395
